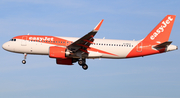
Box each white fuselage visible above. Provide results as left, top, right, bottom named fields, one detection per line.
left=2, top=36, right=140, bottom=59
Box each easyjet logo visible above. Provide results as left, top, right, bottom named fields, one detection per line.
left=150, top=16, right=173, bottom=40
left=29, top=37, right=54, bottom=41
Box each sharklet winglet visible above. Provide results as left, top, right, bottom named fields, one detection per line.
left=93, top=19, right=104, bottom=31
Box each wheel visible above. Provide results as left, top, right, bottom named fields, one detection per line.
left=78, top=60, right=85, bottom=65
left=22, top=60, right=26, bottom=64
left=82, top=64, right=88, bottom=70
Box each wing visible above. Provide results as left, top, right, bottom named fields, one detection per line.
left=67, top=19, right=104, bottom=56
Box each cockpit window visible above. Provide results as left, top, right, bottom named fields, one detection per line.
left=10, top=39, right=16, bottom=41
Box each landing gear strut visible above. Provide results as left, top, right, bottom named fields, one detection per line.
left=78, top=59, right=88, bottom=70
left=22, top=53, right=27, bottom=64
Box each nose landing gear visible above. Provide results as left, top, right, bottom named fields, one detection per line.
left=22, top=60, right=26, bottom=64
left=22, top=53, right=27, bottom=64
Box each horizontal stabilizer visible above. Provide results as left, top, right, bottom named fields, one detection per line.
left=154, top=41, right=172, bottom=48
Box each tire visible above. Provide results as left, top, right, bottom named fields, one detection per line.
left=22, top=60, right=26, bottom=64
left=82, top=64, right=88, bottom=70
left=78, top=60, right=85, bottom=65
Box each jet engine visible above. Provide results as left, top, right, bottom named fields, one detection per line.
left=49, top=46, right=78, bottom=65
left=49, top=46, right=70, bottom=59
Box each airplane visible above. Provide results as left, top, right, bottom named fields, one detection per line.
left=2, top=15, right=178, bottom=70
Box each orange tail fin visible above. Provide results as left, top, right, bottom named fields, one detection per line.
left=142, top=15, right=176, bottom=44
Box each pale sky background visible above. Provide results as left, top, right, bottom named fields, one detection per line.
left=0, top=0, right=180, bottom=98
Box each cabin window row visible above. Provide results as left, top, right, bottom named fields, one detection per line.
left=92, top=43, right=133, bottom=47
left=29, top=40, right=73, bottom=44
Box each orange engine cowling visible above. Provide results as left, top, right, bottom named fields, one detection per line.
left=49, top=46, right=75, bottom=65
left=49, top=46, right=69, bottom=59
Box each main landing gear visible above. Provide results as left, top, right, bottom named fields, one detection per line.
left=78, top=59, right=88, bottom=70
left=22, top=53, right=27, bottom=64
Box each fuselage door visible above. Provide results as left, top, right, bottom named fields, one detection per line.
left=136, top=42, right=142, bottom=52
left=21, top=36, right=27, bottom=46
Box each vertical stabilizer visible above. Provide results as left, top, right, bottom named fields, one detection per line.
left=126, top=15, right=176, bottom=58
left=142, top=15, right=176, bottom=44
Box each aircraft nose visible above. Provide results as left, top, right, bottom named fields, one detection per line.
left=2, top=42, right=8, bottom=50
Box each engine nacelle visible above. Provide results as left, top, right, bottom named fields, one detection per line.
left=49, top=46, right=69, bottom=59
left=56, top=58, right=73, bottom=65
left=49, top=46, right=77, bottom=65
